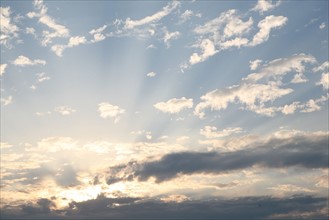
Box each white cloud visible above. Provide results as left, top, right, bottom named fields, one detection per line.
left=319, top=22, right=326, bottom=29
left=189, top=39, right=218, bottom=65
left=54, top=106, right=76, bottom=115
left=27, top=0, right=69, bottom=46
left=176, top=136, right=190, bottom=143
left=146, top=72, right=156, bottom=77
left=268, top=184, right=314, bottom=193
left=90, top=25, right=107, bottom=42
left=26, top=27, right=36, bottom=35
left=244, top=53, right=316, bottom=83
left=163, top=29, right=180, bottom=47
left=1, top=96, right=13, bottom=106
left=250, top=15, right=287, bottom=46
left=252, top=0, right=282, bottom=14
left=36, top=72, right=50, bottom=83
left=313, top=61, right=329, bottom=73
left=124, top=1, right=179, bottom=29
left=291, top=73, right=308, bottom=84
left=200, top=126, right=243, bottom=138
left=51, top=36, right=87, bottom=56
left=12, top=55, right=46, bottom=66
left=131, top=130, right=152, bottom=140
left=0, top=64, right=8, bottom=76
left=249, top=59, right=263, bottom=71
left=146, top=44, right=156, bottom=50
left=34, top=136, right=78, bottom=152
left=301, top=96, right=328, bottom=113
left=317, top=73, right=329, bottom=90
left=221, top=37, right=249, bottom=49
left=98, top=102, right=125, bottom=123
left=281, top=102, right=300, bottom=115
left=154, top=97, right=193, bottom=114
left=0, top=142, right=12, bottom=150
left=180, top=10, right=194, bottom=23
left=224, top=17, right=253, bottom=38
left=0, top=6, right=19, bottom=47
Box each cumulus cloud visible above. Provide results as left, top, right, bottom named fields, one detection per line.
left=249, top=59, right=263, bottom=70
left=98, top=102, right=125, bottom=123
left=27, top=0, right=70, bottom=46
left=12, top=55, right=46, bottom=66
left=51, top=36, right=87, bottom=56
left=250, top=15, right=287, bottom=46
left=154, top=97, right=193, bottom=114
left=1, top=96, right=13, bottom=106
left=146, top=71, right=156, bottom=77
left=163, top=28, right=180, bottom=47
left=317, top=73, right=329, bottom=90
left=252, top=0, right=282, bottom=14
left=54, top=106, right=76, bottom=115
left=0, top=6, right=19, bottom=47
left=189, top=39, right=218, bottom=65
left=200, top=126, right=243, bottom=138
left=89, top=25, right=107, bottom=42
left=0, top=63, right=8, bottom=76
left=106, top=131, right=328, bottom=183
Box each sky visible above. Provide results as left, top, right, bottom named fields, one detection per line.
left=0, top=0, right=328, bottom=219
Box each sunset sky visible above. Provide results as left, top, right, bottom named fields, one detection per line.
left=1, top=0, right=328, bottom=219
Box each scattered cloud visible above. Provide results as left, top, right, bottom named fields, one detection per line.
left=36, top=72, right=50, bottom=83
left=124, top=1, right=180, bottom=30
left=12, top=55, right=46, bottom=66
left=0, top=63, right=8, bottom=76
left=250, top=15, right=287, bottom=46
left=98, top=102, right=125, bottom=123
left=319, top=22, right=326, bottom=30
left=27, top=0, right=70, bottom=46
left=313, top=61, right=329, bottom=73
left=252, top=0, right=282, bottom=14
left=179, top=9, right=201, bottom=24
left=1, top=96, right=13, bottom=106
left=189, top=39, right=218, bottom=65
left=200, top=126, right=243, bottom=138
left=154, top=97, right=193, bottom=114
left=291, top=73, right=308, bottom=84
left=163, top=28, right=180, bottom=47
left=0, top=6, right=19, bottom=47
left=54, top=106, right=76, bottom=116
left=146, top=44, right=156, bottom=50
left=51, top=36, right=87, bottom=56
left=89, top=25, right=107, bottom=42
left=146, top=71, right=156, bottom=77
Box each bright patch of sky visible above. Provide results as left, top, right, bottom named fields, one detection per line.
left=0, top=0, right=328, bottom=219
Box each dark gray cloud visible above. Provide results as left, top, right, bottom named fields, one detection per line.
left=1, top=195, right=328, bottom=219
left=107, top=133, right=328, bottom=183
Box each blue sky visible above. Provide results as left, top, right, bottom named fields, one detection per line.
left=1, top=0, right=328, bottom=219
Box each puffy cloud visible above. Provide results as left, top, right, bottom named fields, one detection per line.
left=221, top=37, right=249, bottom=49
left=179, top=10, right=201, bottom=24
left=317, top=73, right=329, bottom=90
left=27, top=0, right=69, bottom=46
left=12, top=55, right=46, bottom=66
left=51, top=36, right=87, bottom=57
left=54, top=106, right=76, bottom=115
left=0, top=6, right=19, bottom=47
left=223, top=17, right=253, bottom=38
left=106, top=131, right=328, bottom=183
left=98, top=102, right=125, bottom=123
left=154, top=97, right=193, bottom=114
left=249, top=59, right=263, bottom=70
left=146, top=71, right=156, bottom=77
left=194, top=83, right=292, bottom=118
left=200, top=126, right=243, bottom=138
left=244, top=54, right=316, bottom=83
left=1, top=96, right=13, bottom=106
left=89, top=25, right=107, bottom=42
left=291, top=73, right=308, bottom=84
left=0, top=63, right=8, bottom=76
left=189, top=39, right=218, bottom=65
left=163, top=29, right=180, bottom=47
left=252, top=0, right=282, bottom=14
left=124, top=1, right=179, bottom=29
left=250, top=15, right=287, bottom=46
